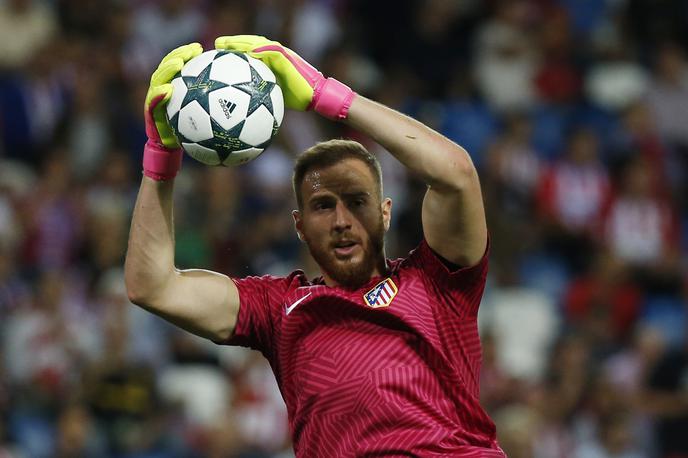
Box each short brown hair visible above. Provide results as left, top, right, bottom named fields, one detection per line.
left=292, top=139, right=383, bottom=208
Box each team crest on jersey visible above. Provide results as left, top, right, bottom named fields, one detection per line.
left=363, top=278, right=398, bottom=308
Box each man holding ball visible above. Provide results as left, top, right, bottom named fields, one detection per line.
left=125, top=36, right=504, bottom=457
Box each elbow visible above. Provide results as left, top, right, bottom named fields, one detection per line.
left=126, top=288, right=146, bottom=307
left=124, top=272, right=149, bottom=306
left=433, top=148, right=479, bottom=192
left=213, top=326, right=234, bottom=343
left=455, top=158, right=479, bottom=188
left=124, top=262, right=158, bottom=307
left=124, top=251, right=171, bottom=307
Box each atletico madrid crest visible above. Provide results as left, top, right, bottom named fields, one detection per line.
left=363, top=278, right=398, bottom=308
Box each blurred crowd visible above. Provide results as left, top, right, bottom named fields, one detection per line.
left=0, top=0, right=687, bottom=457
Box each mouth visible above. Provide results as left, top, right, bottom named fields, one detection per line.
left=332, top=240, right=359, bottom=257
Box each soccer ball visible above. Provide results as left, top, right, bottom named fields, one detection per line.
left=166, top=50, right=284, bottom=166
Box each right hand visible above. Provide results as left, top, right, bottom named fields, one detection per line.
left=214, top=35, right=355, bottom=120
left=144, top=43, right=203, bottom=149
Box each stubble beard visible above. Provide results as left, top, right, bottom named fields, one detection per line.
left=307, top=218, right=386, bottom=289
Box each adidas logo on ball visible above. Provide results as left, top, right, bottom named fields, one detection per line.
left=219, top=98, right=237, bottom=119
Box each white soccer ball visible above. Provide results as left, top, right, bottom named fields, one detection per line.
left=166, top=50, right=284, bottom=166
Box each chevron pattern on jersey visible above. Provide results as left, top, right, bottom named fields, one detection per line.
left=226, top=240, right=505, bottom=457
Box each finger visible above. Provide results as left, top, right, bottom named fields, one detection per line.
left=151, top=57, right=184, bottom=86
left=215, top=34, right=271, bottom=51
left=161, top=42, right=203, bottom=66
left=247, top=49, right=308, bottom=84
left=145, top=84, right=173, bottom=111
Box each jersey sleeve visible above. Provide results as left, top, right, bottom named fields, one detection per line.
left=219, top=274, right=291, bottom=357
left=409, top=238, right=489, bottom=318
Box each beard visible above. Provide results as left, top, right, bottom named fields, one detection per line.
left=306, top=217, right=386, bottom=289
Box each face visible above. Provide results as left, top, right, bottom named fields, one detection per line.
left=293, top=158, right=391, bottom=288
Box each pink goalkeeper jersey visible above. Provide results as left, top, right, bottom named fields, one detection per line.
left=225, top=240, right=505, bottom=457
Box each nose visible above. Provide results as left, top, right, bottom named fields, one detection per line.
left=332, top=201, right=352, bottom=232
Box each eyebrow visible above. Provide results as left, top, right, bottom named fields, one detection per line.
left=307, top=190, right=371, bottom=205
left=342, top=191, right=371, bottom=199
left=307, top=193, right=335, bottom=204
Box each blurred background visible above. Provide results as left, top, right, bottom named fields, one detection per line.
left=0, top=0, right=687, bottom=457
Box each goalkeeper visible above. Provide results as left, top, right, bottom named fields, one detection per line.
left=125, top=37, right=505, bottom=457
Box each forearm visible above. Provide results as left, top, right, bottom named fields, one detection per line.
left=125, top=176, right=176, bottom=305
left=344, top=96, right=477, bottom=190
left=345, top=95, right=487, bottom=266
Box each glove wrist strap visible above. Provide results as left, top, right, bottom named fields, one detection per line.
left=311, top=77, right=356, bottom=120
left=143, top=140, right=183, bottom=181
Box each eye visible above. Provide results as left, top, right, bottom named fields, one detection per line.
left=313, top=200, right=334, bottom=211
left=351, top=197, right=367, bottom=208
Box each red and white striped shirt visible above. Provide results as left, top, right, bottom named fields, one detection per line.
left=225, top=240, right=504, bottom=457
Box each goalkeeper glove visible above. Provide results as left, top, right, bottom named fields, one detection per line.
left=214, top=35, right=356, bottom=120
left=143, top=42, right=203, bottom=181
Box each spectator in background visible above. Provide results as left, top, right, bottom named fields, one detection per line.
left=286, top=0, right=341, bottom=65
left=474, top=0, right=538, bottom=113
left=0, top=42, right=71, bottom=164
left=646, top=42, right=688, bottom=149
left=200, top=0, right=255, bottom=51
left=66, top=67, right=112, bottom=183
left=130, top=0, right=206, bottom=75
left=400, top=0, right=468, bottom=98
left=564, top=252, right=642, bottom=349
left=484, top=113, right=542, bottom=268
left=485, top=114, right=541, bottom=219
left=479, top=260, right=559, bottom=384
left=604, top=157, right=682, bottom=293
left=533, top=6, right=581, bottom=106
left=642, top=332, right=688, bottom=458
left=537, top=127, right=611, bottom=273
left=532, top=334, right=591, bottom=457
left=0, top=0, right=56, bottom=70
left=572, top=372, right=645, bottom=458
left=573, top=413, right=645, bottom=458
left=625, top=0, right=688, bottom=61
left=19, top=150, right=82, bottom=271
left=645, top=42, right=688, bottom=211
left=605, top=325, right=666, bottom=456
left=0, top=242, right=31, bottom=314
left=93, top=267, right=172, bottom=372
left=492, top=403, right=539, bottom=458
left=54, top=403, right=104, bottom=458
left=585, top=40, right=648, bottom=113
left=3, top=269, right=95, bottom=397
left=613, top=102, right=672, bottom=197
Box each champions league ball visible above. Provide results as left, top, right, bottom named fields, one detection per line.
left=166, top=50, right=284, bottom=166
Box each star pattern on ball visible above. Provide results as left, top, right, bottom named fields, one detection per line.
left=199, top=118, right=253, bottom=162
left=232, top=64, right=276, bottom=117
left=179, top=65, right=230, bottom=113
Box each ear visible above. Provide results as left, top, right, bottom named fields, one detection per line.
left=381, top=197, right=392, bottom=232
left=292, top=209, right=304, bottom=241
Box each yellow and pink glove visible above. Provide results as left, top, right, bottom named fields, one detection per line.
left=214, top=35, right=356, bottom=120
left=143, top=43, right=203, bottom=181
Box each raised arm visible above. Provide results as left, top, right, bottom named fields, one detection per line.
left=124, top=43, right=239, bottom=342
left=344, top=97, right=487, bottom=267
left=215, top=35, right=487, bottom=267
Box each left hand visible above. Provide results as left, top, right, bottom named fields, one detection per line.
left=214, top=35, right=355, bottom=120
left=145, top=43, right=203, bottom=149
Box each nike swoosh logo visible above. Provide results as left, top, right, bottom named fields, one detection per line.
left=286, top=292, right=312, bottom=315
